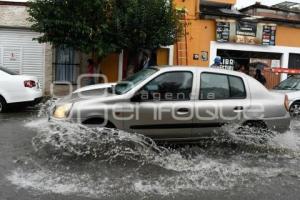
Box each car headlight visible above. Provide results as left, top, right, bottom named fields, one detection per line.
left=53, top=103, right=73, bottom=119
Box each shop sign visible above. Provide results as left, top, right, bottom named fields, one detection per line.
left=216, top=20, right=277, bottom=46
left=212, top=58, right=235, bottom=70
left=236, top=21, right=257, bottom=37
left=221, top=58, right=235, bottom=70
left=262, top=25, right=276, bottom=46
left=236, top=21, right=257, bottom=45
left=216, top=21, right=230, bottom=42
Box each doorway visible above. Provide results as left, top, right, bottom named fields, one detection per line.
left=217, top=49, right=282, bottom=89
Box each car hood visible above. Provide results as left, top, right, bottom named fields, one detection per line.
left=56, top=83, right=117, bottom=104
left=74, top=83, right=116, bottom=93
left=271, top=89, right=300, bottom=101
left=57, top=89, right=117, bottom=105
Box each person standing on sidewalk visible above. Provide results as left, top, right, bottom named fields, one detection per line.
left=87, top=59, right=96, bottom=85
left=255, top=69, right=267, bottom=86
left=210, top=56, right=222, bottom=68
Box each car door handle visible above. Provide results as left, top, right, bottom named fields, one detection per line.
left=233, top=106, right=244, bottom=111
left=177, top=108, right=190, bottom=115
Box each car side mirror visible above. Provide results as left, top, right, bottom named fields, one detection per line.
left=131, top=93, right=142, bottom=102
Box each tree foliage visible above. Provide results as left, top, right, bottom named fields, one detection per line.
left=28, top=0, right=181, bottom=60
left=111, top=0, right=181, bottom=51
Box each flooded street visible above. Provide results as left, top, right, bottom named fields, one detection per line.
left=1, top=107, right=300, bottom=200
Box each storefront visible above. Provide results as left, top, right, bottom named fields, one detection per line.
left=207, top=17, right=300, bottom=89
left=210, top=41, right=300, bottom=87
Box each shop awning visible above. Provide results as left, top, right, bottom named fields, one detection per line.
left=201, top=6, right=248, bottom=19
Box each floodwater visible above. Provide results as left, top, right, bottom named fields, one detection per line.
left=1, top=103, right=300, bottom=200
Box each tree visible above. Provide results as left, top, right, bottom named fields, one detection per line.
left=111, top=0, right=181, bottom=71
left=28, top=0, right=121, bottom=62
left=28, top=0, right=181, bottom=73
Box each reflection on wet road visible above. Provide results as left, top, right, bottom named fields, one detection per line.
left=1, top=107, right=300, bottom=200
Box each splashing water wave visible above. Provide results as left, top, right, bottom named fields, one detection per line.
left=6, top=101, right=300, bottom=198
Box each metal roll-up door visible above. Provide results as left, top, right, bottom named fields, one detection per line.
left=0, top=28, right=45, bottom=89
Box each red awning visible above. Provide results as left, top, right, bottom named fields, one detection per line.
left=271, top=68, right=300, bottom=74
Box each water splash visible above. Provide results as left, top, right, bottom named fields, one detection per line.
left=36, top=98, right=56, bottom=118
left=6, top=104, right=300, bottom=198
left=28, top=119, right=165, bottom=165
left=7, top=159, right=291, bottom=198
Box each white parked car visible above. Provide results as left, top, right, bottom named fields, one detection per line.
left=272, top=75, right=300, bottom=117
left=0, top=67, right=43, bottom=112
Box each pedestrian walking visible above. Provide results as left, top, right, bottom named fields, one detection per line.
left=255, top=69, right=267, bottom=86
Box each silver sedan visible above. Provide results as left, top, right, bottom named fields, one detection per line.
left=51, top=67, right=290, bottom=141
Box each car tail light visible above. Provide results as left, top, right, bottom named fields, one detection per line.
left=24, top=80, right=36, bottom=88
left=284, top=95, right=289, bottom=112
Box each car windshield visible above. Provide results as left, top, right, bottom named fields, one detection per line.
left=115, top=68, right=158, bottom=95
left=274, top=76, right=300, bottom=90
left=0, top=67, right=18, bottom=75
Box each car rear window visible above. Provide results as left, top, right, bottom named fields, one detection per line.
left=200, top=73, right=246, bottom=100
left=0, top=67, right=18, bottom=75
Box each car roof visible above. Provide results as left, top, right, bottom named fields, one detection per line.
left=153, top=65, right=246, bottom=77
left=289, top=75, right=300, bottom=79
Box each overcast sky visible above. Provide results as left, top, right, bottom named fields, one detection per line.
left=4, top=0, right=300, bottom=9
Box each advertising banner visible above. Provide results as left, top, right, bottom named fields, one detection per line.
left=236, top=21, right=257, bottom=45
left=216, top=21, right=230, bottom=42
left=216, top=20, right=277, bottom=46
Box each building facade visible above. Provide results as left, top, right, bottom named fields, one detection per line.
left=3, top=0, right=300, bottom=95
left=172, top=0, right=300, bottom=88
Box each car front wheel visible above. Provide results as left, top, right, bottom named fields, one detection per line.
left=0, top=96, right=7, bottom=113
left=289, top=102, right=300, bottom=118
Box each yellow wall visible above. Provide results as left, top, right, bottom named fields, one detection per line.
left=175, top=0, right=198, bottom=17
left=276, top=25, right=300, bottom=47
left=172, top=0, right=218, bottom=67
left=157, top=48, right=170, bottom=65
left=205, top=0, right=236, bottom=5
left=101, top=54, right=119, bottom=82
left=175, top=19, right=216, bottom=67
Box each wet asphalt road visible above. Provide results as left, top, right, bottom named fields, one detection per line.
left=1, top=109, right=300, bottom=200
left=0, top=111, right=89, bottom=200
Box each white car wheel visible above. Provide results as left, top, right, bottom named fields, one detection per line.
left=290, top=103, right=300, bottom=117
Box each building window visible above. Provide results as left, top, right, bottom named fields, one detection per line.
left=54, top=46, right=79, bottom=84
